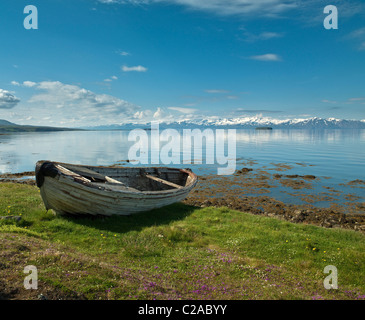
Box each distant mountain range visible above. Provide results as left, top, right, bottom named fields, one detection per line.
left=82, top=117, right=365, bottom=130
left=0, top=119, right=81, bottom=132
left=2, top=117, right=365, bottom=132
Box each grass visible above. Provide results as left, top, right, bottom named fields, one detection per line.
left=0, top=182, right=364, bottom=300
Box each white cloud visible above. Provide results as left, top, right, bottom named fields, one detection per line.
left=168, top=106, right=197, bottom=114
left=205, top=89, right=229, bottom=93
left=99, top=0, right=365, bottom=22
left=349, top=97, right=365, bottom=102
left=121, top=65, right=148, bottom=72
left=249, top=53, right=282, bottom=61
left=348, top=27, right=365, bottom=51
left=239, top=28, right=284, bottom=42
left=321, top=97, right=365, bottom=106
left=258, top=32, right=283, bottom=40
left=0, top=89, right=21, bottom=109
left=103, top=75, right=118, bottom=82
left=6, top=80, right=203, bottom=126
left=349, top=27, right=365, bottom=39
left=133, top=109, right=154, bottom=120
left=117, top=50, right=130, bottom=56
left=133, top=111, right=145, bottom=119
left=19, top=81, right=140, bottom=125
left=23, top=81, right=37, bottom=87
left=29, top=81, right=137, bottom=112
left=99, top=0, right=298, bottom=16
left=11, top=81, right=37, bottom=87
left=153, top=107, right=164, bottom=118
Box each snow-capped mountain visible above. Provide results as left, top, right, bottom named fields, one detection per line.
left=170, top=116, right=365, bottom=129
left=83, top=117, right=365, bottom=130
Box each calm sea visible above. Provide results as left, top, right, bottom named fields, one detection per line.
left=0, top=128, right=364, bottom=209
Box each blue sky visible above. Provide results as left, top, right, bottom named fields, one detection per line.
left=0, top=0, right=364, bottom=127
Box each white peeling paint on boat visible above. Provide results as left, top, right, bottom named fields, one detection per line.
left=36, top=161, right=198, bottom=216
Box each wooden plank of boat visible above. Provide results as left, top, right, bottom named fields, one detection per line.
left=55, top=164, right=91, bottom=184
left=145, top=174, right=183, bottom=189
left=105, top=176, right=125, bottom=185
left=92, top=182, right=140, bottom=193
left=61, top=164, right=126, bottom=185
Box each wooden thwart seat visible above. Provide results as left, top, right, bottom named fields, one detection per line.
left=55, top=164, right=91, bottom=183
left=57, top=164, right=125, bottom=186
left=145, top=174, right=183, bottom=189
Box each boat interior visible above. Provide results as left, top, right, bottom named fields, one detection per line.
left=54, top=162, right=192, bottom=192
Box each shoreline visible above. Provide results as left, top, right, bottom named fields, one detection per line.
left=183, top=194, right=365, bottom=232
left=1, top=168, right=364, bottom=232
left=183, top=168, right=364, bottom=232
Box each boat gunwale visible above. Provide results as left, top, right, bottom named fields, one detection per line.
left=36, top=160, right=198, bottom=196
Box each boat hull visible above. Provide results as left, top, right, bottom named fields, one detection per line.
left=36, top=161, right=198, bottom=216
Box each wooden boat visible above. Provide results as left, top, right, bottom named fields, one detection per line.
left=35, top=160, right=198, bottom=216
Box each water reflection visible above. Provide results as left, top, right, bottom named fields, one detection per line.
left=234, top=128, right=364, bottom=143
left=0, top=129, right=364, bottom=181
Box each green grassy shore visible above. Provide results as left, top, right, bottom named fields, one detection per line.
left=0, top=182, right=364, bottom=300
